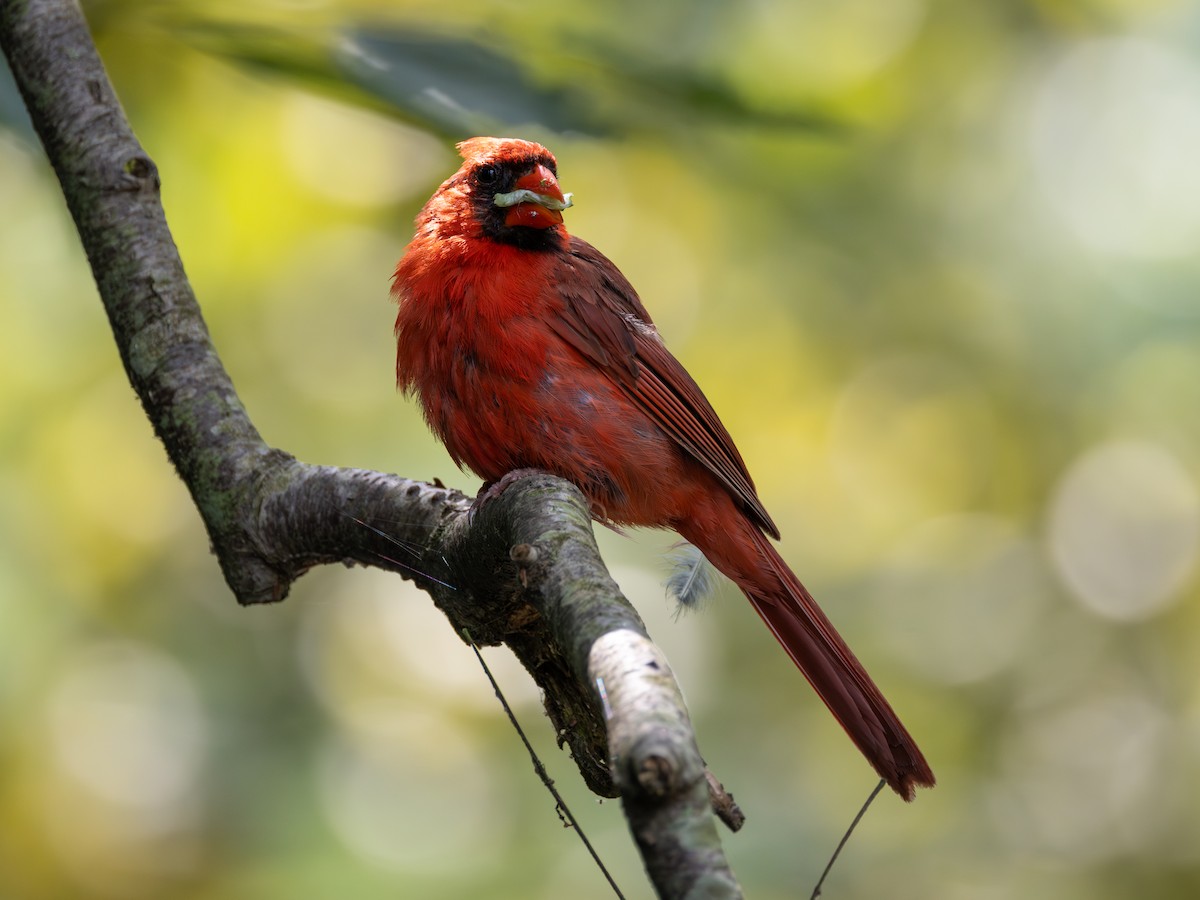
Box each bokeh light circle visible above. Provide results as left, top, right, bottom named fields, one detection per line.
left=1048, top=440, right=1199, bottom=621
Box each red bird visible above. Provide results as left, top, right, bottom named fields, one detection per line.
left=392, top=137, right=934, bottom=800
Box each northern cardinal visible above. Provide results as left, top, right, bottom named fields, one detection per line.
left=392, top=137, right=934, bottom=799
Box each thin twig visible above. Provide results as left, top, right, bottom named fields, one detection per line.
left=704, top=768, right=746, bottom=832
left=810, top=779, right=886, bottom=899
left=464, top=630, right=626, bottom=900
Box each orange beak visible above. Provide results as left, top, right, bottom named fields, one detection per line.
left=492, top=163, right=573, bottom=229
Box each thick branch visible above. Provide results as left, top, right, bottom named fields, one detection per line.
left=0, top=2, right=742, bottom=895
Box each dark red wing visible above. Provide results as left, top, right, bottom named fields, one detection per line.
left=548, top=237, right=780, bottom=539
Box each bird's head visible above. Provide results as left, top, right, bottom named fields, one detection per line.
left=434, top=137, right=573, bottom=249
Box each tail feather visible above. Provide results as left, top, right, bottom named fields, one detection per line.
left=682, top=517, right=935, bottom=800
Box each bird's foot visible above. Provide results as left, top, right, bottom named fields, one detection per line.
left=471, top=468, right=549, bottom=520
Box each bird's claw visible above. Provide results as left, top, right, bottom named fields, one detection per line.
left=470, top=468, right=549, bottom=522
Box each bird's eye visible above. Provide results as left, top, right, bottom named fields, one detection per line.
left=476, top=165, right=499, bottom=186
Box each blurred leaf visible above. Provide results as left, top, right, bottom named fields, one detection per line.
left=337, top=27, right=603, bottom=139
left=172, top=20, right=840, bottom=142
left=175, top=21, right=603, bottom=139
left=568, top=31, right=844, bottom=133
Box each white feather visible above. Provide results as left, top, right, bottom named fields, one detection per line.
left=665, top=543, right=718, bottom=611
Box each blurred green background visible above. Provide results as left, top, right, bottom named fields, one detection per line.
left=3, top=0, right=1200, bottom=897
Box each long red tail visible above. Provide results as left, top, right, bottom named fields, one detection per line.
left=679, top=515, right=935, bottom=800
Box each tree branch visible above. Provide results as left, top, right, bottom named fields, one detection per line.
left=1, top=0, right=743, bottom=895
